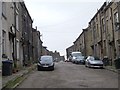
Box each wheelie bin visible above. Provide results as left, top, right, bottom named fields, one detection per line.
left=2, top=60, right=13, bottom=76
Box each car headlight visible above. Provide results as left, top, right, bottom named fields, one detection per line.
left=73, top=57, right=76, bottom=59
left=50, top=63, right=54, bottom=66
left=37, top=63, right=42, bottom=66
left=100, top=61, right=103, bottom=64
left=90, top=61, right=95, bottom=64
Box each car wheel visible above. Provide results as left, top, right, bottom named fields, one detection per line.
left=50, top=65, right=54, bottom=71
left=37, top=65, right=43, bottom=71
left=37, top=66, right=40, bottom=71
left=85, top=62, right=88, bottom=67
left=101, top=67, right=104, bottom=69
left=52, top=67, right=54, bottom=70
left=87, top=63, right=90, bottom=68
left=52, top=66, right=54, bottom=70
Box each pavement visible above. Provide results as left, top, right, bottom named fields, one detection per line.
left=1, top=64, right=37, bottom=89
left=104, top=65, right=118, bottom=73
left=1, top=63, right=119, bottom=89
left=104, top=65, right=120, bottom=90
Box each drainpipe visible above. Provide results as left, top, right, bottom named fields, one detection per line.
left=99, top=10, right=103, bottom=60
left=93, top=23, right=96, bottom=57
left=118, top=1, right=120, bottom=58
left=110, top=6, right=116, bottom=65
left=0, top=1, right=2, bottom=72
left=117, top=2, right=120, bottom=89
left=83, top=29, right=86, bottom=57
left=13, top=2, right=17, bottom=69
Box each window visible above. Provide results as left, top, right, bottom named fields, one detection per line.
left=114, top=12, right=119, bottom=30
left=104, top=40, right=106, bottom=56
left=96, top=16, right=98, bottom=22
left=16, top=3, right=19, bottom=10
left=2, top=30, right=6, bottom=55
left=89, top=56, right=94, bottom=60
left=16, top=13, right=19, bottom=31
left=94, top=57, right=100, bottom=60
left=114, top=12, right=119, bottom=23
left=102, top=18, right=105, bottom=32
left=11, top=2, right=14, bottom=9
left=2, top=2, right=6, bottom=19
left=96, top=24, right=99, bottom=38
left=106, top=20, right=108, bottom=32
left=117, top=40, right=120, bottom=58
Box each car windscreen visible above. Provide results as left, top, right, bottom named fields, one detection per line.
left=94, top=57, right=100, bottom=60
left=89, top=56, right=94, bottom=60
left=40, top=56, right=53, bottom=63
left=72, top=53, right=82, bottom=57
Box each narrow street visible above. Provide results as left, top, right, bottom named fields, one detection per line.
left=17, top=61, right=118, bottom=88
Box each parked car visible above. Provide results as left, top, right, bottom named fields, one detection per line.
left=37, top=55, right=54, bottom=71
left=64, top=59, right=69, bottom=62
left=78, top=56, right=85, bottom=64
left=71, top=52, right=85, bottom=64
left=68, top=56, right=72, bottom=62
left=71, top=52, right=82, bottom=63
left=85, top=56, right=103, bottom=68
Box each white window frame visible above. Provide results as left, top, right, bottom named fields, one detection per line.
left=2, top=30, right=6, bottom=55
left=102, top=18, right=105, bottom=32
left=114, top=12, right=119, bottom=31
left=16, top=10, right=19, bottom=31
left=2, top=2, right=6, bottom=18
left=16, top=39, right=19, bottom=59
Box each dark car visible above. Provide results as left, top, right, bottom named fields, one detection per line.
left=37, top=55, right=54, bottom=71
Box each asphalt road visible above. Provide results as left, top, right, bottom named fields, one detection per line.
left=17, top=61, right=118, bottom=88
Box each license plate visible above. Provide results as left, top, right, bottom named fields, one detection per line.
left=43, top=66, right=48, bottom=67
left=94, top=66, right=100, bottom=67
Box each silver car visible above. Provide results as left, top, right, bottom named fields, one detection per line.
left=85, top=56, right=103, bottom=68
left=73, top=56, right=85, bottom=64
left=37, top=55, right=54, bottom=71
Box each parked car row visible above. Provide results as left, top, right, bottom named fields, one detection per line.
left=67, top=51, right=104, bottom=69
left=38, top=54, right=104, bottom=71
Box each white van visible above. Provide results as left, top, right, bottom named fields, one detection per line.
left=71, top=52, right=85, bottom=64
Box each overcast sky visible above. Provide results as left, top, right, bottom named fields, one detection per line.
left=24, top=0, right=105, bottom=57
